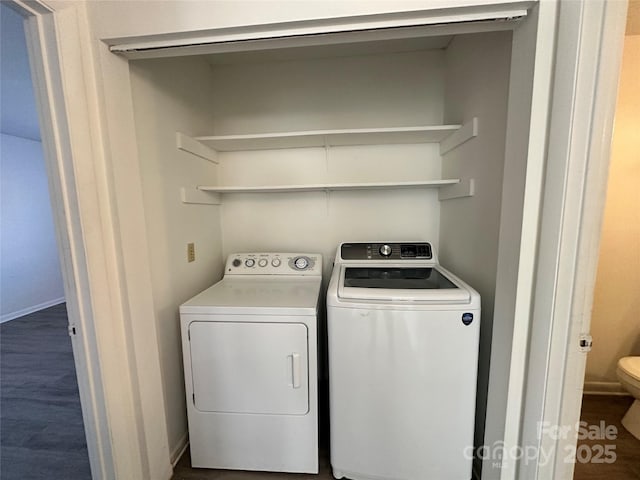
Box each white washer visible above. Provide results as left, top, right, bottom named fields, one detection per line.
left=327, top=242, right=480, bottom=480
left=180, top=252, right=322, bottom=473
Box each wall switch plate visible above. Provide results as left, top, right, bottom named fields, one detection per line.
left=187, top=243, right=195, bottom=262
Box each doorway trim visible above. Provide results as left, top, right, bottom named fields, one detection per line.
left=10, top=1, right=114, bottom=478
left=9, top=1, right=175, bottom=479
left=517, top=0, right=628, bottom=478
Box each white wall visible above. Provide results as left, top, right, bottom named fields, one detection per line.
left=129, top=56, right=224, bottom=459
left=218, top=147, right=442, bottom=274
left=211, top=50, right=446, bottom=133
left=213, top=50, right=446, bottom=271
left=0, top=134, right=65, bottom=321
left=585, top=34, right=640, bottom=390
left=86, top=0, right=524, bottom=41
left=0, top=4, right=40, bottom=141
left=439, top=31, right=512, bottom=476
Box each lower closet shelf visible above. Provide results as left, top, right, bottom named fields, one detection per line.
left=180, top=179, right=474, bottom=205
left=199, top=179, right=459, bottom=194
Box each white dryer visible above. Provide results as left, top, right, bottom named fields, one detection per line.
left=180, top=252, right=322, bottom=473
left=327, top=242, right=480, bottom=480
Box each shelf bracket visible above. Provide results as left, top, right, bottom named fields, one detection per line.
left=180, top=187, right=221, bottom=205
left=440, top=117, right=478, bottom=155
left=177, top=132, right=219, bottom=164
left=438, top=178, right=475, bottom=201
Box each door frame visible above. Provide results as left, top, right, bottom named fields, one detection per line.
left=91, top=6, right=551, bottom=480
left=9, top=1, right=114, bottom=479
left=10, top=1, right=173, bottom=479
left=517, top=0, right=628, bottom=479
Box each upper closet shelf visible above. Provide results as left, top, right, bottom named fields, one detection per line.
left=193, top=124, right=469, bottom=152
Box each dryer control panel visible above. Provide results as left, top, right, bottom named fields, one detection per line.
left=225, top=252, right=322, bottom=276
left=341, top=242, right=433, bottom=261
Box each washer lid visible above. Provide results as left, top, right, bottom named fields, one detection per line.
left=338, top=265, right=471, bottom=303
left=180, top=277, right=321, bottom=315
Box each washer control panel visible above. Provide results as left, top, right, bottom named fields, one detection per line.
left=341, top=242, right=433, bottom=261
left=225, top=253, right=322, bottom=276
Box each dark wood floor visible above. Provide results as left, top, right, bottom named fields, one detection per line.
left=574, top=395, right=640, bottom=479
left=6, top=306, right=637, bottom=480
left=172, top=449, right=333, bottom=480
left=0, top=303, right=91, bottom=479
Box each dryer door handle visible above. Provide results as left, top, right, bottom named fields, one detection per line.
left=291, top=353, right=301, bottom=389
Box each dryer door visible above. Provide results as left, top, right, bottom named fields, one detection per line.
left=188, top=321, right=309, bottom=415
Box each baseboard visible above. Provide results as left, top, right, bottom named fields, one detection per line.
left=583, top=381, right=630, bottom=396
left=0, top=297, right=66, bottom=323
left=171, top=432, right=189, bottom=467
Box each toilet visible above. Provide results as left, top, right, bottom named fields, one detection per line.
left=617, top=356, right=640, bottom=440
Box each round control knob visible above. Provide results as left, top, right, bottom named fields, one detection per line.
left=258, top=258, right=268, bottom=267
left=271, top=258, right=282, bottom=267
left=232, top=258, right=241, bottom=267
left=379, top=244, right=392, bottom=257
left=244, top=258, right=255, bottom=267
left=294, top=256, right=309, bottom=270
